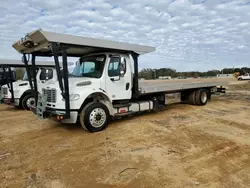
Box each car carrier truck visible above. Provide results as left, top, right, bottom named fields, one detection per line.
left=12, top=29, right=227, bottom=132
left=0, top=59, right=58, bottom=109
left=0, top=67, right=16, bottom=87
left=0, top=59, right=76, bottom=109
left=0, top=66, right=16, bottom=103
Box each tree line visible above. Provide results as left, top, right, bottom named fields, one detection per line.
left=139, top=67, right=250, bottom=80
left=9, top=67, right=250, bottom=81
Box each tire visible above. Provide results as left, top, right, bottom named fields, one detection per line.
left=238, top=78, right=242, bottom=81
left=188, top=90, right=197, bottom=105
left=195, top=89, right=208, bottom=106
left=79, top=102, right=109, bottom=132
left=22, top=94, right=36, bottom=110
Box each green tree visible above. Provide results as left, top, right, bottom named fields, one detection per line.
left=15, top=68, right=25, bottom=80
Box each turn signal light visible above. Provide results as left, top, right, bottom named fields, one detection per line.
left=57, top=115, right=64, bottom=120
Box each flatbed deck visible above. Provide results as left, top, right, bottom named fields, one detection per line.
left=139, top=78, right=230, bottom=94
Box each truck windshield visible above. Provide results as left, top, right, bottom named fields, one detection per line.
left=71, top=55, right=106, bottom=78
left=22, top=68, right=38, bottom=81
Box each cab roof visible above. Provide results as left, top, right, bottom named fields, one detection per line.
left=0, top=59, right=55, bottom=68
left=12, top=29, right=156, bottom=57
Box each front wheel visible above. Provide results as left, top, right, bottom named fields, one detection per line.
left=79, top=102, right=110, bottom=132
left=22, top=94, right=36, bottom=110
left=238, top=77, right=242, bottom=81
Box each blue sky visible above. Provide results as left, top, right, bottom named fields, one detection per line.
left=0, top=0, right=250, bottom=71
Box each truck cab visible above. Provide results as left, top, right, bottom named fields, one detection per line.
left=40, top=52, right=131, bottom=123
left=70, top=53, right=132, bottom=100
left=1, top=67, right=57, bottom=109
left=0, top=68, right=16, bottom=102
left=0, top=68, right=16, bottom=87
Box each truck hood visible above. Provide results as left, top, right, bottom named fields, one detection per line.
left=13, top=80, right=29, bottom=87
left=68, top=77, right=98, bottom=87
left=13, top=79, right=57, bottom=89
left=44, top=77, right=100, bottom=90
left=1, top=80, right=29, bottom=89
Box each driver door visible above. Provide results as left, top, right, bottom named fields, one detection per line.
left=105, top=56, right=131, bottom=100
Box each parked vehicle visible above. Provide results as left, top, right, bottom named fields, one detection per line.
left=13, top=29, right=227, bottom=132
left=0, top=59, right=76, bottom=109
left=0, top=67, right=16, bottom=102
left=237, top=73, right=250, bottom=81
left=0, top=59, right=57, bottom=109
left=0, top=67, right=16, bottom=87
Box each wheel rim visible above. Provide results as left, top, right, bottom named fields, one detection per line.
left=201, top=91, right=207, bottom=103
left=89, top=108, right=107, bottom=128
left=26, top=97, right=36, bottom=108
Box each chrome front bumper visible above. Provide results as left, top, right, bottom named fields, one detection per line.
left=35, top=93, right=78, bottom=123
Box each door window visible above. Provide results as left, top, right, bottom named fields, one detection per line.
left=81, top=62, right=96, bottom=74
left=40, top=68, right=53, bottom=80
left=108, top=57, right=120, bottom=77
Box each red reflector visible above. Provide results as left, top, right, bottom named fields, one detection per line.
left=120, top=109, right=126, bottom=113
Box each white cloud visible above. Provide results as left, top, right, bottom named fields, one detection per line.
left=0, top=0, right=250, bottom=71
left=238, top=22, right=249, bottom=27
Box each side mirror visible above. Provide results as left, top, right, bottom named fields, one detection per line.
left=120, top=70, right=125, bottom=77
left=119, top=57, right=126, bottom=77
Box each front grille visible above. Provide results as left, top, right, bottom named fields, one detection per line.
left=2, top=87, right=8, bottom=95
left=43, top=89, right=57, bottom=103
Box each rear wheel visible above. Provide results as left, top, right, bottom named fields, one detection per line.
left=79, top=102, right=109, bottom=132
left=22, top=94, right=36, bottom=110
left=195, top=89, right=208, bottom=106
left=188, top=90, right=197, bottom=105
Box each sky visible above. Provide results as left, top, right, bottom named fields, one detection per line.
left=0, top=0, right=250, bottom=72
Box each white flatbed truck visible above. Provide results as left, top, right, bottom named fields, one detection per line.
left=13, top=29, right=227, bottom=132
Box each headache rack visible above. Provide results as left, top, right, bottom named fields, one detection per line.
left=12, top=29, right=155, bottom=119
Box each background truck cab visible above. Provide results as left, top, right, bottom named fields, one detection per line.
left=0, top=68, right=16, bottom=87
left=1, top=67, right=57, bottom=109
left=1, top=61, right=76, bottom=109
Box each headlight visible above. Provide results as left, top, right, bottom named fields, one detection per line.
left=62, top=94, right=80, bottom=101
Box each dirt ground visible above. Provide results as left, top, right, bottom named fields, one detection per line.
left=0, top=80, right=250, bottom=188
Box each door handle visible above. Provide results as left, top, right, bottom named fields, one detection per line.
left=110, top=76, right=120, bottom=82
